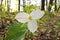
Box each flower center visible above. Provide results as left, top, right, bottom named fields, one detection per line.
left=29, top=16, right=32, bottom=20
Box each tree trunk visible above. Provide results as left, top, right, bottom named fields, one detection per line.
left=0, top=0, right=3, bottom=12
left=55, top=0, right=57, bottom=10
left=46, top=0, right=47, bottom=5
left=48, top=0, right=54, bottom=11
left=41, top=0, right=45, bottom=10
left=7, top=0, right=10, bottom=12
left=0, top=0, right=3, bottom=5
left=18, top=0, right=20, bottom=11
left=23, top=0, right=25, bottom=11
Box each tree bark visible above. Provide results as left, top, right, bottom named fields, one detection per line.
left=23, top=0, right=25, bottom=11
left=46, top=0, right=47, bottom=6
left=0, top=0, right=3, bottom=5
left=18, top=0, right=20, bottom=11
left=48, top=0, right=54, bottom=11
left=55, top=0, right=57, bottom=10
left=41, top=0, right=45, bottom=10
left=1, top=0, right=3, bottom=5
left=7, top=0, right=10, bottom=12
left=0, top=0, right=3, bottom=12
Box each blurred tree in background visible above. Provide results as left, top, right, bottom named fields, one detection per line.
left=0, top=0, right=60, bottom=40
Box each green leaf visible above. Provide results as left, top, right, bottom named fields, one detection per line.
left=5, top=22, right=27, bottom=40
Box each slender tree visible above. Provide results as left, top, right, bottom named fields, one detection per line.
left=48, top=0, right=54, bottom=11
left=23, top=0, right=26, bottom=11
left=0, top=0, right=3, bottom=5
left=0, top=0, right=3, bottom=12
left=45, top=0, right=48, bottom=10
left=7, top=0, right=10, bottom=12
left=46, top=0, right=47, bottom=5
left=41, top=0, right=45, bottom=10
left=55, top=0, right=57, bottom=10
left=18, top=0, right=20, bottom=11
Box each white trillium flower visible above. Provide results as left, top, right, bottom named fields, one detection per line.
left=15, top=9, right=45, bottom=33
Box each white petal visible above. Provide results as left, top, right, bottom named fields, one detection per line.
left=28, top=20, right=38, bottom=33
left=15, top=12, right=29, bottom=23
left=30, top=9, right=45, bottom=20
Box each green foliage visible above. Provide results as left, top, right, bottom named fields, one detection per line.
left=55, top=18, right=60, bottom=30
left=24, top=5, right=40, bottom=14
left=0, top=1, right=60, bottom=40
left=4, top=22, right=28, bottom=40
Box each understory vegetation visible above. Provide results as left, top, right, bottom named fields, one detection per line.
left=0, top=0, right=60, bottom=40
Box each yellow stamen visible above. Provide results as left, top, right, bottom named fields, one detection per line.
left=29, top=16, right=32, bottom=20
